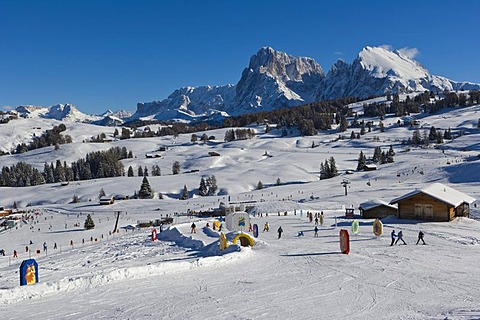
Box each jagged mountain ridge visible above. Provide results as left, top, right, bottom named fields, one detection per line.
left=132, top=46, right=480, bottom=121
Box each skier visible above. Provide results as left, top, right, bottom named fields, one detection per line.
left=314, top=226, right=319, bottom=237
left=54, top=242, right=57, bottom=249
left=248, top=223, right=253, bottom=232
left=191, top=222, right=196, bottom=234
left=416, top=231, right=426, bottom=245
left=390, top=230, right=396, bottom=246
left=263, top=222, right=269, bottom=232
left=277, top=226, right=283, bottom=239
left=314, top=217, right=319, bottom=225
left=43, top=241, right=47, bottom=252
left=13, top=250, right=18, bottom=258
left=395, top=230, right=407, bottom=245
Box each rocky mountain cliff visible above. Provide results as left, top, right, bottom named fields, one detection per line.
left=131, top=47, right=325, bottom=121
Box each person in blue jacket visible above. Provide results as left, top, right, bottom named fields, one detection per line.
left=390, top=230, right=396, bottom=246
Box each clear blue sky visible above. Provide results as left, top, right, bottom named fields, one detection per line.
left=1, top=0, right=479, bottom=114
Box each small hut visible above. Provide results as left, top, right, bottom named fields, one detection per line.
left=390, top=183, right=475, bottom=222
left=359, top=200, right=397, bottom=219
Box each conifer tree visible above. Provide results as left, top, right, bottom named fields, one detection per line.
left=138, top=166, right=144, bottom=177
left=328, top=157, right=338, bottom=177
left=180, top=185, right=189, bottom=200
left=357, top=151, right=366, bottom=171
left=207, top=175, right=218, bottom=196
left=373, top=146, right=382, bottom=163
left=257, top=181, right=263, bottom=190
left=127, top=166, right=134, bottom=177
left=198, top=177, right=208, bottom=196
left=172, top=161, right=181, bottom=175
left=84, top=214, right=95, bottom=230
left=138, top=176, right=154, bottom=199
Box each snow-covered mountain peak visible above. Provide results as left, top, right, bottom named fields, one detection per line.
left=357, top=46, right=429, bottom=79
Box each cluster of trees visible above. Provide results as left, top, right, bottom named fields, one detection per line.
left=14, top=124, right=72, bottom=154
left=0, top=146, right=133, bottom=188
left=127, top=164, right=162, bottom=177
left=407, top=127, right=451, bottom=146
left=357, top=146, right=395, bottom=171
left=320, top=157, right=338, bottom=180
left=224, top=128, right=256, bottom=142
left=0, top=162, right=45, bottom=187
left=198, top=175, right=218, bottom=196
left=364, top=90, right=480, bottom=118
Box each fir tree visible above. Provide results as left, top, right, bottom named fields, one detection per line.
left=84, top=214, right=95, bottom=230
left=328, top=157, right=338, bottom=177
left=372, top=147, right=382, bottom=163
left=180, top=185, right=189, bottom=200
left=127, top=166, right=134, bottom=177
left=138, top=176, right=154, bottom=199
left=207, top=175, right=218, bottom=196
left=357, top=151, right=366, bottom=171
left=257, top=181, right=263, bottom=190
left=72, top=195, right=79, bottom=203
left=138, top=166, right=144, bottom=177
left=144, top=166, right=148, bottom=176
left=198, top=177, right=208, bottom=196
left=172, top=161, right=181, bottom=175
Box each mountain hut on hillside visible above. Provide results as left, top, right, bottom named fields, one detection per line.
left=389, top=183, right=475, bottom=222
left=359, top=200, right=397, bottom=219
left=99, top=196, right=115, bottom=205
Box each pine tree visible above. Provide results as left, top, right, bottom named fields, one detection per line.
left=372, top=147, right=382, bottom=163
left=198, top=177, right=208, bottom=196
left=84, top=214, right=95, bottom=230
left=172, top=161, right=181, bottom=175
left=72, top=195, right=79, bottom=203
left=138, top=166, right=144, bottom=177
left=207, top=175, right=218, bottom=196
left=144, top=166, right=148, bottom=176
left=138, top=176, right=154, bottom=199
left=180, top=185, right=189, bottom=200
left=380, top=151, right=388, bottom=164
left=328, top=157, right=338, bottom=177
left=357, top=151, right=366, bottom=171
left=379, top=121, right=385, bottom=132
left=191, top=134, right=198, bottom=143
left=412, top=129, right=422, bottom=145
left=127, top=166, right=134, bottom=177
left=257, top=181, right=263, bottom=190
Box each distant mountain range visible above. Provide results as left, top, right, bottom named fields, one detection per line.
left=132, top=46, right=480, bottom=122
left=13, top=46, right=480, bottom=124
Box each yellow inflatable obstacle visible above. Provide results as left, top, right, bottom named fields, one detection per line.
left=219, top=232, right=228, bottom=251
left=232, top=233, right=254, bottom=247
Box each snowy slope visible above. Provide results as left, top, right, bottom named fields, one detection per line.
left=0, top=102, right=480, bottom=319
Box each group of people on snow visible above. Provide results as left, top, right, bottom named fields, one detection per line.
left=391, top=230, right=426, bottom=246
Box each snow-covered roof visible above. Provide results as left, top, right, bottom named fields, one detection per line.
left=390, top=183, right=476, bottom=207
left=359, top=199, right=397, bottom=211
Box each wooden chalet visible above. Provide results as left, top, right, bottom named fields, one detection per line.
left=99, top=196, right=115, bottom=205
left=390, top=183, right=475, bottom=222
left=359, top=200, right=397, bottom=219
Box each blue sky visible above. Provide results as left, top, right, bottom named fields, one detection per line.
left=1, top=0, right=479, bottom=114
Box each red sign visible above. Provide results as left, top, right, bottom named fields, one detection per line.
left=151, top=228, right=158, bottom=241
